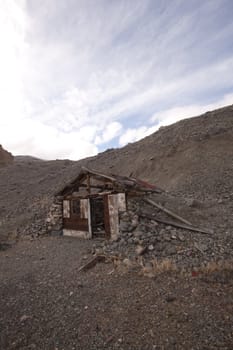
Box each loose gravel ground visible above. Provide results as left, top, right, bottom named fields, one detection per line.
left=0, top=237, right=232, bottom=350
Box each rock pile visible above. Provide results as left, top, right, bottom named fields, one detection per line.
left=95, top=196, right=231, bottom=268
left=45, top=196, right=63, bottom=236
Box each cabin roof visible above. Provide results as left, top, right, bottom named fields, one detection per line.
left=56, top=166, right=163, bottom=197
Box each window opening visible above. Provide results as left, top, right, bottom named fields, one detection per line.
left=71, top=200, right=80, bottom=216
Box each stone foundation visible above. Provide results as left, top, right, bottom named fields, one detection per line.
left=46, top=196, right=63, bottom=235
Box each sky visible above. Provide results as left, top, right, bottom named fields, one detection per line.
left=0, top=0, right=233, bottom=160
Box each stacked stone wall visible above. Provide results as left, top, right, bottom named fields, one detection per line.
left=46, top=196, right=63, bottom=236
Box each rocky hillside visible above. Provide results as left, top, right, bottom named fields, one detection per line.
left=0, top=104, right=233, bottom=244
left=0, top=145, right=13, bottom=166
left=1, top=106, right=233, bottom=350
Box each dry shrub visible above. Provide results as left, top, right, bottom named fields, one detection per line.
left=111, top=256, right=139, bottom=274
left=200, top=260, right=233, bottom=274
left=141, top=258, right=177, bottom=278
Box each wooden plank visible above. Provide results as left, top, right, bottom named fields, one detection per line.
left=78, top=255, right=106, bottom=272
left=63, top=200, right=70, bottom=218
left=138, top=212, right=213, bottom=235
left=104, top=195, right=111, bottom=239
left=108, top=194, right=119, bottom=240
left=80, top=199, right=88, bottom=219
left=87, top=174, right=91, bottom=194
left=63, top=217, right=88, bottom=231
left=79, top=184, right=106, bottom=189
left=144, top=198, right=193, bottom=226
left=81, top=166, right=116, bottom=182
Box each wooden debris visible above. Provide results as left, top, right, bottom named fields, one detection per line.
left=138, top=212, right=213, bottom=235
left=144, top=198, right=193, bottom=226
left=78, top=255, right=106, bottom=272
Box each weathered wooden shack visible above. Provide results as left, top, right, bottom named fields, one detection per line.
left=46, top=167, right=161, bottom=240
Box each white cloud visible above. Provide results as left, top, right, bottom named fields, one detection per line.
left=0, top=0, right=27, bottom=123
left=151, top=93, right=233, bottom=127
left=0, top=1, right=233, bottom=159
left=95, top=122, right=122, bottom=145
left=119, top=93, right=233, bottom=146
left=0, top=118, right=98, bottom=160
left=119, top=125, right=158, bottom=146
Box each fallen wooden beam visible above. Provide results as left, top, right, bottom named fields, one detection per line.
left=144, top=198, right=193, bottom=226
left=79, top=184, right=108, bottom=189
left=138, top=212, right=213, bottom=235
left=78, top=255, right=106, bottom=272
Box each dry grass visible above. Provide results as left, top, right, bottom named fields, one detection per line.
left=141, top=258, right=177, bottom=278
left=111, top=256, right=178, bottom=277
left=200, top=260, right=233, bottom=274
left=111, top=256, right=233, bottom=278
left=111, top=256, right=139, bottom=274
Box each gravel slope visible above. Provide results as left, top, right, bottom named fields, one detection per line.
left=0, top=237, right=232, bottom=350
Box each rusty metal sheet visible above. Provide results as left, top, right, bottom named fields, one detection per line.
left=63, top=200, right=70, bottom=218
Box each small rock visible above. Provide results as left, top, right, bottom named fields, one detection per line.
left=178, top=233, right=185, bottom=241
left=119, top=221, right=131, bottom=232
left=156, top=243, right=165, bottom=252
left=151, top=220, right=158, bottom=226
left=165, top=246, right=177, bottom=255
left=136, top=245, right=147, bottom=255
left=131, top=215, right=139, bottom=228
left=111, top=242, right=119, bottom=250
left=123, top=258, right=131, bottom=267
left=195, top=243, right=208, bottom=252
left=185, top=198, right=195, bottom=207
left=164, top=235, right=171, bottom=242
left=20, top=315, right=30, bottom=322
left=134, top=230, right=142, bottom=238
left=148, top=244, right=154, bottom=251
left=165, top=295, right=176, bottom=302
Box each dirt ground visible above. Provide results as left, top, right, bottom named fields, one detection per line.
left=0, top=237, right=232, bottom=350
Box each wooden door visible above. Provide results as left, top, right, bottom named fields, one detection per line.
left=63, top=199, right=89, bottom=231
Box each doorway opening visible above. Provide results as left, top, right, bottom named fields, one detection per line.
left=90, top=197, right=105, bottom=238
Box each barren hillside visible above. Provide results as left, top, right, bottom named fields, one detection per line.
left=0, top=104, right=233, bottom=242
left=1, top=104, right=233, bottom=350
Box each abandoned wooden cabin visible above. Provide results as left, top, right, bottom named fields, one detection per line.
left=46, top=167, right=161, bottom=240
